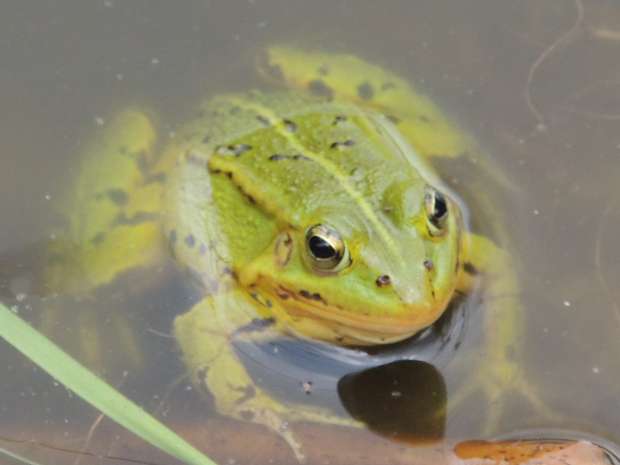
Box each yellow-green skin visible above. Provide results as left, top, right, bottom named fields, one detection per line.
left=45, top=46, right=543, bottom=460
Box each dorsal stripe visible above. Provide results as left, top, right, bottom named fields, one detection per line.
left=229, top=96, right=404, bottom=267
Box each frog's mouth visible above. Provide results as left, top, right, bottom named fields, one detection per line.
left=266, top=285, right=446, bottom=346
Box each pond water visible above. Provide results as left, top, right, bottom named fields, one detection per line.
left=1, top=1, right=620, bottom=464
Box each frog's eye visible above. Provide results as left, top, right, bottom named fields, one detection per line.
left=424, top=187, right=449, bottom=234
left=305, top=224, right=350, bottom=273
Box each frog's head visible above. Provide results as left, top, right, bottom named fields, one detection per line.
left=240, top=179, right=465, bottom=346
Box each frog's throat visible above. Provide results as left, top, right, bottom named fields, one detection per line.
left=257, top=284, right=451, bottom=346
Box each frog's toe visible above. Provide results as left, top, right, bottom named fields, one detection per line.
left=238, top=403, right=307, bottom=462
left=449, top=365, right=557, bottom=435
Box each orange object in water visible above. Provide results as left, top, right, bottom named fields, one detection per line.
left=453, top=439, right=616, bottom=465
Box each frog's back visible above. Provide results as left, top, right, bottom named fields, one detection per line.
left=163, top=90, right=437, bottom=277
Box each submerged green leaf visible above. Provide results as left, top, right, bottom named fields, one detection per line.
left=0, top=303, right=218, bottom=465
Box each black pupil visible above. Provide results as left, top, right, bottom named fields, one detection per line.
left=433, top=193, right=447, bottom=219
left=309, top=236, right=336, bottom=259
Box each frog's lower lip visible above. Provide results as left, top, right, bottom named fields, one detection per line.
left=273, top=286, right=444, bottom=345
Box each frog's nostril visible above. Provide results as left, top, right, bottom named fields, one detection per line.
left=376, top=274, right=392, bottom=287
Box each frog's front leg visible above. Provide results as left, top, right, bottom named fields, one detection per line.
left=451, top=233, right=552, bottom=432
left=174, top=290, right=358, bottom=462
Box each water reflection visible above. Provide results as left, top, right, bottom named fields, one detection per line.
left=338, top=360, right=446, bottom=440
left=237, top=292, right=468, bottom=420
left=2, top=0, right=620, bottom=463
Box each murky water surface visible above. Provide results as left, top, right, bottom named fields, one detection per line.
left=1, top=1, right=620, bottom=464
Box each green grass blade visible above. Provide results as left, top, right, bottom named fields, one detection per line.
left=0, top=303, right=218, bottom=465
left=0, top=446, right=44, bottom=465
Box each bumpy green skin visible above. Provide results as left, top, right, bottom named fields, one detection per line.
left=46, top=46, right=541, bottom=460
left=166, top=90, right=464, bottom=346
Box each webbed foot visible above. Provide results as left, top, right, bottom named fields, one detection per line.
left=175, top=292, right=359, bottom=462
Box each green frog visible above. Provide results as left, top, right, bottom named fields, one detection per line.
left=44, top=45, right=544, bottom=460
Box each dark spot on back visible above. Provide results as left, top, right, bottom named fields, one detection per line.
left=270, top=153, right=310, bottom=161
left=234, top=385, right=256, bottom=405
left=133, top=151, right=150, bottom=175
left=308, top=79, right=334, bottom=99
left=357, top=81, right=374, bottom=100
left=330, top=139, right=355, bottom=150
left=463, top=262, right=479, bottom=276
left=263, top=60, right=284, bottom=82
left=386, top=114, right=401, bottom=124
left=114, top=211, right=158, bottom=226
left=185, top=234, right=196, bottom=248
left=333, top=115, right=348, bottom=125
left=106, top=189, right=128, bottom=206
left=282, top=119, right=297, bottom=132
left=91, top=232, right=106, bottom=245
left=233, top=144, right=252, bottom=156
left=423, top=259, right=434, bottom=271
left=216, top=144, right=252, bottom=157
left=256, top=114, right=271, bottom=126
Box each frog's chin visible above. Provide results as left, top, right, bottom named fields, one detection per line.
left=267, top=286, right=446, bottom=346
